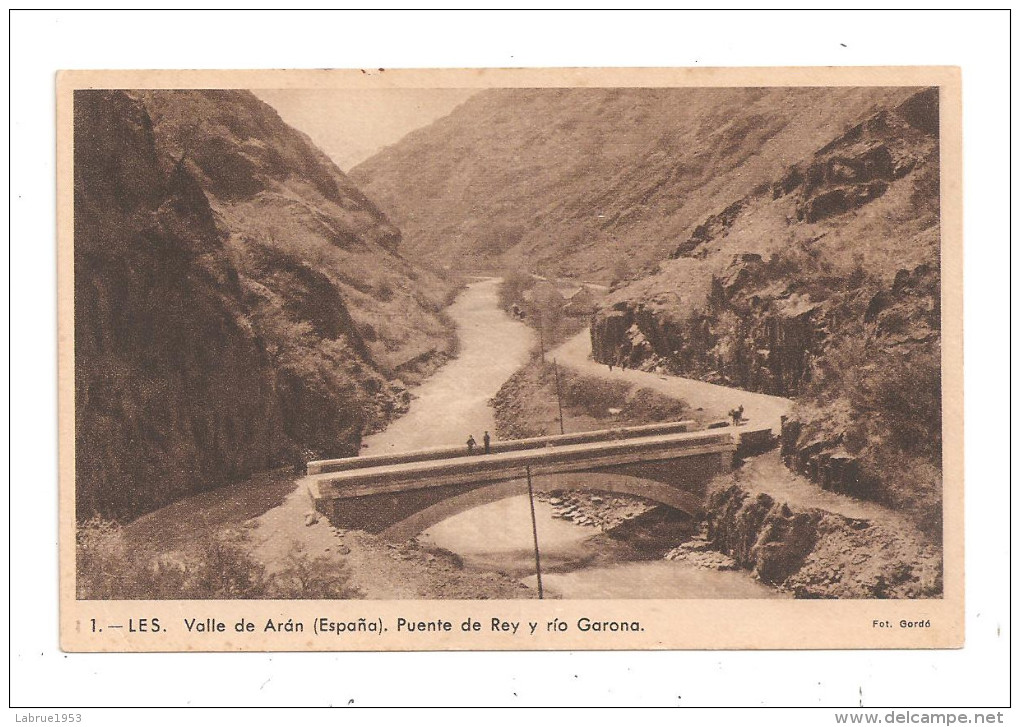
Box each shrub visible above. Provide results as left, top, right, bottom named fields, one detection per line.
left=625, top=387, right=689, bottom=422
left=76, top=516, right=131, bottom=599
left=610, top=257, right=633, bottom=287
left=269, top=541, right=362, bottom=599
left=186, top=531, right=272, bottom=599
left=848, top=348, right=942, bottom=463
left=560, top=372, right=631, bottom=415
left=375, top=280, right=395, bottom=302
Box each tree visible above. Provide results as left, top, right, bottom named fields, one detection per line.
left=497, top=268, right=535, bottom=311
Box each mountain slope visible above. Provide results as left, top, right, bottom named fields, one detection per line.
left=74, top=90, right=454, bottom=521
left=351, top=87, right=923, bottom=281
left=138, top=90, right=454, bottom=376
left=590, top=88, right=942, bottom=538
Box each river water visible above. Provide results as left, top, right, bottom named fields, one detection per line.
left=365, top=278, right=783, bottom=599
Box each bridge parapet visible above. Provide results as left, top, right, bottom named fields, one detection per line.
left=306, top=425, right=774, bottom=539
left=306, top=420, right=697, bottom=475
left=309, top=428, right=750, bottom=501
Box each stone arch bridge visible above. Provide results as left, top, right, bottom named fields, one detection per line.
left=305, top=421, right=774, bottom=542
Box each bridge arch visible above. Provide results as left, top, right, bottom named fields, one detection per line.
left=379, top=471, right=705, bottom=542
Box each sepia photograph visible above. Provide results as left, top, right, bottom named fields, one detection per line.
left=57, top=66, right=962, bottom=651
left=9, top=6, right=1012, bottom=714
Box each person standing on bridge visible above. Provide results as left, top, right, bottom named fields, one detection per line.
left=730, top=405, right=745, bottom=426
left=466, top=434, right=477, bottom=455
left=483, top=431, right=491, bottom=454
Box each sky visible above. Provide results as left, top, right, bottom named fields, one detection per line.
left=253, top=88, right=478, bottom=171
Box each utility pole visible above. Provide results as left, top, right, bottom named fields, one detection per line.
left=553, top=358, right=565, bottom=435
left=538, top=320, right=545, bottom=363
left=525, top=465, right=544, bottom=599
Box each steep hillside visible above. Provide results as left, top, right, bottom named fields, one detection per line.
left=591, top=89, right=942, bottom=538
left=74, top=90, right=453, bottom=521
left=138, top=90, right=454, bottom=378
left=351, top=87, right=921, bottom=282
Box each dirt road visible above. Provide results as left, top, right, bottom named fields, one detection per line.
left=548, top=329, right=922, bottom=528
left=550, top=329, right=792, bottom=434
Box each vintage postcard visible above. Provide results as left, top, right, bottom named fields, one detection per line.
left=57, top=66, right=962, bottom=651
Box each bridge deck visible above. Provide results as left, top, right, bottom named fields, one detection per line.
left=307, top=426, right=764, bottom=503
left=306, top=419, right=697, bottom=475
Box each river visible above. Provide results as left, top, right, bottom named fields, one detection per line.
left=364, top=277, right=784, bottom=599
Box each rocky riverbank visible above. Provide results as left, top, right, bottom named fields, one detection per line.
left=700, top=479, right=942, bottom=598
left=660, top=453, right=943, bottom=598
left=529, top=452, right=942, bottom=599
left=329, top=526, right=535, bottom=600
left=538, top=491, right=657, bottom=530
left=536, top=490, right=701, bottom=564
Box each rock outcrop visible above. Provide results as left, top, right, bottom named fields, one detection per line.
left=706, top=485, right=821, bottom=586
left=75, top=91, right=290, bottom=520
left=704, top=483, right=942, bottom=598
left=591, top=252, right=825, bottom=397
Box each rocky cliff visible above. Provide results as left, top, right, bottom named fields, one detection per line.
left=351, top=87, right=922, bottom=281
left=74, top=90, right=453, bottom=521
left=591, top=88, right=942, bottom=537
left=698, top=478, right=942, bottom=598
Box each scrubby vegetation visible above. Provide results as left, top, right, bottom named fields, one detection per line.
left=491, top=360, right=694, bottom=439
left=76, top=517, right=361, bottom=600
left=797, top=336, right=943, bottom=540
left=496, top=270, right=587, bottom=353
